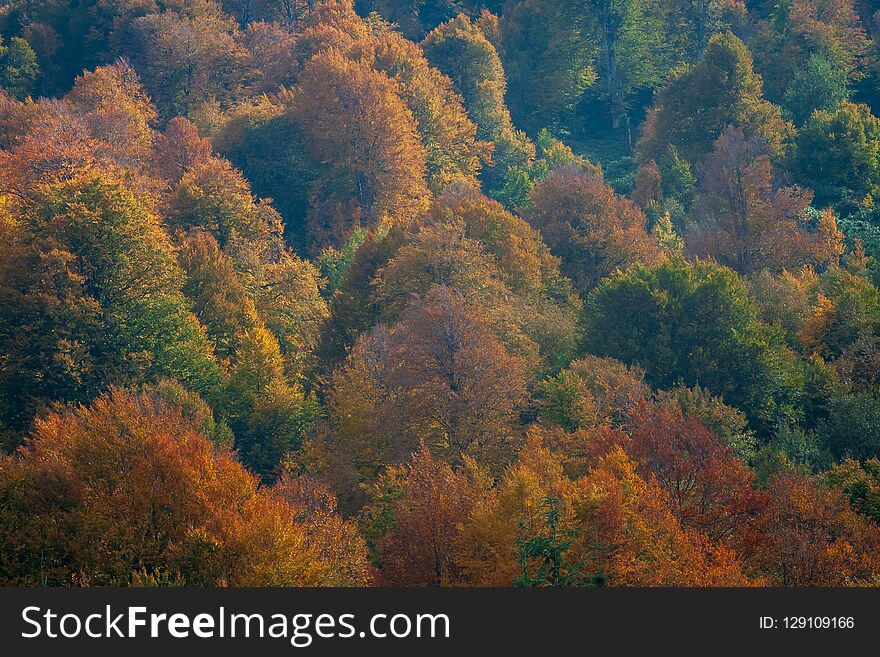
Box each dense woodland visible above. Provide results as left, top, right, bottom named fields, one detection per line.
left=4, top=0, right=880, bottom=587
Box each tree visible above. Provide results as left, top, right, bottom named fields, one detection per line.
left=689, top=126, right=843, bottom=275
left=569, top=445, right=751, bottom=585
left=373, top=188, right=583, bottom=373
left=499, top=0, right=595, bottom=133
left=790, top=100, right=880, bottom=210
left=287, top=0, right=372, bottom=65
left=0, top=174, right=219, bottom=430
left=178, top=231, right=261, bottom=362
left=129, top=11, right=252, bottom=119
left=271, top=472, right=372, bottom=586
left=631, top=159, right=663, bottom=208
left=668, top=0, right=747, bottom=62
left=455, top=436, right=752, bottom=585
left=454, top=431, right=568, bottom=586
left=363, top=446, right=484, bottom=586
left=291, top=49, right=430, bottom=248
left=834, top=331, right=880, bottom=390
left=584, top=0, right=636, bottom=130
left=0, top=89, right=39, bottom=150
left=526, top=165, right=662, bottom=294
left=165, top=140, right=328, bottom=376
left=583, top=257, right=806, bottom=429
left=168, top=156, right=282, bottom=248
left=515, top=493, right=584, bottom=586
left=361, top=1, right=432, bottom=39
left=325, top=285, right=529, bottom=485
left=0, top=0, right=163, bottom=97
left=747, top=267, right=819, bottom=349
left=422, top=14, right=536, bottom=190
left=637, top=32, right=792, bottom=166
left=240, top=20, right=303, bottom=93
left=656, top=383, right=757, bottom=461
left=152, top=116, right=213, bottom=184
left=624, top=403, right=767, bottom=541
left=0, top=388, right=369, bottom=586
left=350, top=27, right=486, bottom=192
left=0, top=102, right=103, bottom=200
left=222, top=0, right=318, bottom=28
left=141, top=378, right=234, bottom=448
left=65, top=62, right=157, bottom=172
left=739, top=472, right=880, bottom=585
left=226, top=232, right=329, bottom=378
left=823, top=458, right=880, bottom=525
left=0, top=36, right=39, bottom=99
left=313, top=227, right=404, bottom=375
left=425, top=185, right=577, bottom=304
left=817, top=390, right=880, bottom=461
left=750, top=0, right=867, bottom=110
left=782, top=53, right=851, bottom=125
left=223, top=325, right=320, bottom=479
left=539, top=355, right=650, bottom=430
left=799, top=266, right=880, bottom=361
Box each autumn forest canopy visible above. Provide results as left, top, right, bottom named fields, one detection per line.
left=5, top=0, right=880, bottom=588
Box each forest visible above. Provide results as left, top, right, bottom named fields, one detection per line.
left=2, top=0, right=880, bottom=587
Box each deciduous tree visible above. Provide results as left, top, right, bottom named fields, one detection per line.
left=0, top=174, right=219, bottom=430
left=364, top=446, right=484, bottom=586
left=422, top=14, right=536, bottom=189
left=526, top=165, right=662, bottom=294
left=292, top=49, right=430, bottom=248
left=790, top=100, right=880, bottom=210
left=637, top=32, right=792, bottom=166
left=0, top=388, right=367, bottom=586
left=583, top=257, right=806, bottom=429
left=326, top=285, right=529, bottom=483
left=689, top=126, right=843, bottom=275
left=739, top=472, right=880, bottom=585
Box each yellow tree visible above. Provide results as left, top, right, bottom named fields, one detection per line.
left=292, top=48, right=430, bottom=248
left=374, top=188, right=583, bottom=373
left=422, top=13, right=536, bottom=189
left=350, top=31, right=487, bottom=192
left=0, top=388, right=369, bottom=586
left=325, top=285, right=529, bottom=489
left=455, top=432, right=753, bottom=586
left=66, top=61, right=157, bottom=171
